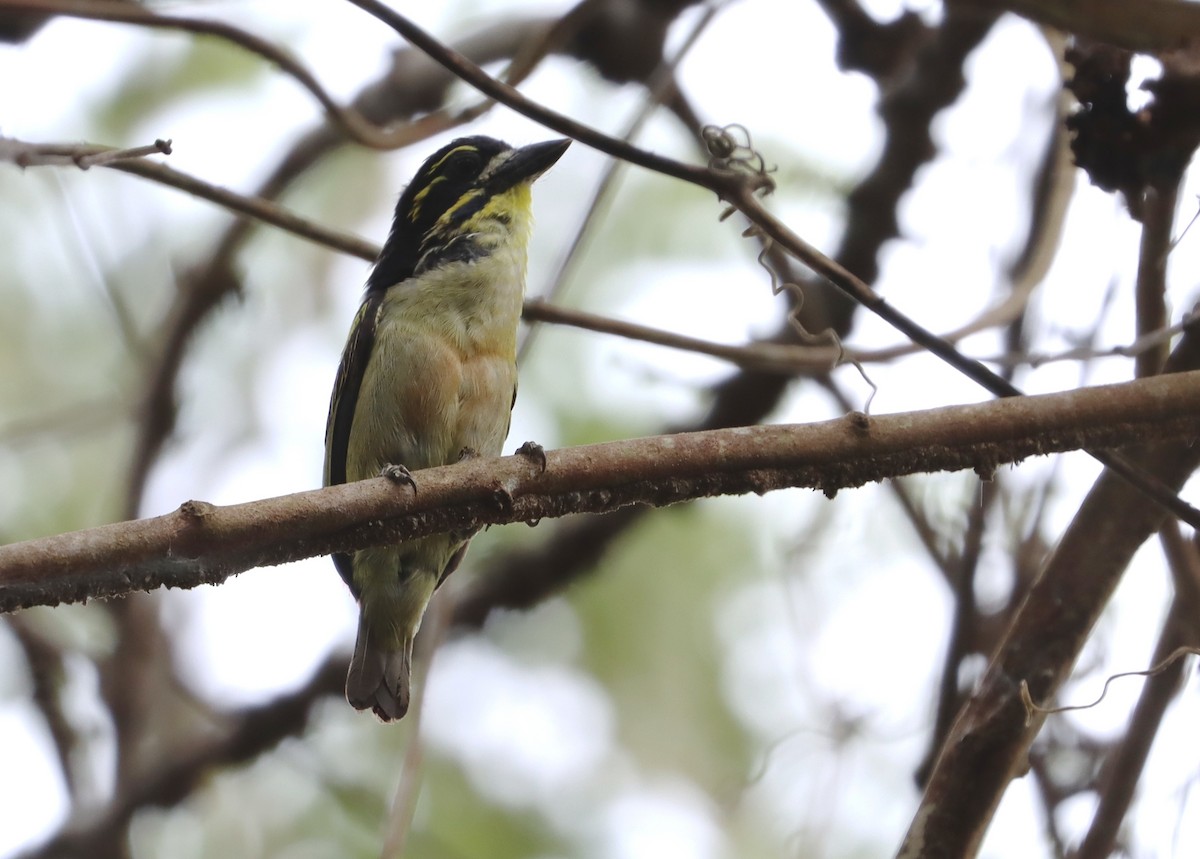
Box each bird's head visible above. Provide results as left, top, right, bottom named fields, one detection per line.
left=368, top=136, right=570, bottom=291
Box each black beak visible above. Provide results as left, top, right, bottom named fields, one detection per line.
left=493, top=138, right=571, bottom=188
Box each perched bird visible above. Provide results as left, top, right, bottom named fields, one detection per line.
left=324, top=136, right=569, bottom=720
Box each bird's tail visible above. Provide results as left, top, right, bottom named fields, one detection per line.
left=346, top=613, right=413, bottom=722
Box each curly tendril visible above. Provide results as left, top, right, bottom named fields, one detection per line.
left=702, top=123, right=877, bottom=411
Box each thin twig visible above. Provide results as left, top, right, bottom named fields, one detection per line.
left=1020, top=645, right=1199, bottom=723
left=525, top=296, right=1200, bottom=376
left=0, top=0, right=418, bottom=150
left=10, top=137, right=171, bottom=168
left=0, top=135, right=170, bottom=168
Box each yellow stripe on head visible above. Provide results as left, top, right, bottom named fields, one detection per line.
left=428, top=144, right=479, bottom=174
left=408, top=143, right=482, bottom=223
left=408, top=175, right=445, bottom=223
left=432, top=187, right=486, bottom=232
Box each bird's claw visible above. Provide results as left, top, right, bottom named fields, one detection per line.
left=515, top=440, right=547, bottom=473
left=380, top=464, right=417, bottom=492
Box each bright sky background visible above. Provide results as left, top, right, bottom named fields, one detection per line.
left=2, top=1, right=1199, bottom=857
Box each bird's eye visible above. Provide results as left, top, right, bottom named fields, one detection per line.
left=448, top=152, right=483, bottom=179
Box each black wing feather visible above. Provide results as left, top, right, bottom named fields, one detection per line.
left=324, top=290, right=385, bottom=593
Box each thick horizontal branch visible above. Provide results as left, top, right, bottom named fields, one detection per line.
left=3, top=372, right=1200, bottom=613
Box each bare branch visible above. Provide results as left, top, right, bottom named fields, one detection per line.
left=524, top=300, right=1200, bottom=375
left=0, top=135, right=172, bottom=168
left=3, top=372, right=1200, bottom=613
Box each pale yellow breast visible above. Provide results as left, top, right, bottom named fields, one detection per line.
left=345, top=225, right=527, bottom=481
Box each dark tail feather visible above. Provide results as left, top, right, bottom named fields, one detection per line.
left=346, top=613, right=413, bottom=721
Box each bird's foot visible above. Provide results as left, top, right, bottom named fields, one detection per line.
left=515, top=440, right=547, bottom=473
left=380, top=463, right=417, bottom=492
left=457, top=446, right=480, bottom=462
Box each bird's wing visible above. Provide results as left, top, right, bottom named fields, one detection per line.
left=324, top=290, right=385, bottom=592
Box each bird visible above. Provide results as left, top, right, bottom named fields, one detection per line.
left=324, top=135, right=570, bottom=721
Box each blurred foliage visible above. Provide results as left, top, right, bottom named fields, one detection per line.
left=572, top=503, right=756, bottom=791
left=91, top=36, right=266, bottom=143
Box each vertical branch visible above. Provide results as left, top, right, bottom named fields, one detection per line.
left=1133, top=182, right=1179, bottom=378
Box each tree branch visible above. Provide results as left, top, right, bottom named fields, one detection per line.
left=0, top=135, right=172, bottom=168
left=3, top=371, right=1200, bottom=613
left=895, top=335, right=1200, bottom=859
